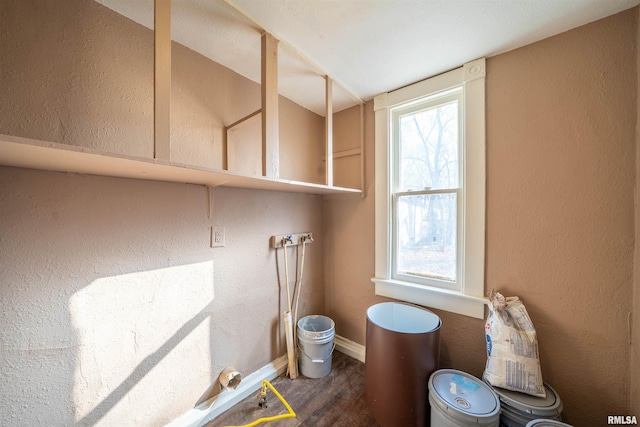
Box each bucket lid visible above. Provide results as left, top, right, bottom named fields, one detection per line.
left=485, top=380, right=562, bottom=417
left=428, top=369, right=500, bottom=422
left=367, top=302, right=440, bottom=334
left=526, top=420, right=573, bottom=427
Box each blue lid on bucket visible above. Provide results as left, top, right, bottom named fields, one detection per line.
left=428, top=369, right=500, bottom=424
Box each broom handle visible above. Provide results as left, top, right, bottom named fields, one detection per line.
left=283, top=239, right=292, bottom=312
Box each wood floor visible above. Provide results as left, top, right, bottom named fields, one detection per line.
left=207, top=351, right=379, bottom=427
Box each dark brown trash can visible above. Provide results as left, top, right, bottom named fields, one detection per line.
left=365, top=302, right=441, bottom=427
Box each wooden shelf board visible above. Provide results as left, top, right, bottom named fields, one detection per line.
left=0, top=134, right=361, bottom=196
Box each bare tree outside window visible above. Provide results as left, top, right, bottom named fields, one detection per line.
left=395, top=99, right=459, bottom=282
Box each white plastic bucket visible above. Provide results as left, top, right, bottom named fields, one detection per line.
left=483, top=378, right=563, bottom=427
left=428, top=369, right=501, bottom=427
left=297, top=315, right=335, bottom=378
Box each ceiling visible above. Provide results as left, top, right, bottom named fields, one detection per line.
left=98, top=0, right=640, bottom=115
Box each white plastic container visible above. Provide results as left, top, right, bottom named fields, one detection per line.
left=484, top=380, right=563, bottom=427
left=428, top=369, right=501, bottom=427
left=297, top=315, right=335, bottom=378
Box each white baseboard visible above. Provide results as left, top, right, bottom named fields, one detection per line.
left=334, top=334, right=366, bottom=363
left=165, top=355, right=288, bottom=427
left=166, top=335, right=366, bottom=427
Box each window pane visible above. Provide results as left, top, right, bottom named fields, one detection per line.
left=398, top=101, right=458, bottom=191
left=396, top=193, right=457, bottom=281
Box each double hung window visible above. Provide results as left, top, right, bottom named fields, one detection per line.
left=372, top=59, right=487, bottom=318
left=392, top=89, right=462, bottom=287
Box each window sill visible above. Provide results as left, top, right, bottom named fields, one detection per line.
left=371, top=278, right=488, bottom=319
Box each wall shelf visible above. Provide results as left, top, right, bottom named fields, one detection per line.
left=0, top=134, right=361, bottom=196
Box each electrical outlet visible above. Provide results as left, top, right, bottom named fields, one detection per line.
left=211, top=226, right=225, bottom=248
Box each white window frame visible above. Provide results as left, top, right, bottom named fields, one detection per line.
left=391, top=89, right=463, bottom=288
left=372, top=58, right=488, bottom=319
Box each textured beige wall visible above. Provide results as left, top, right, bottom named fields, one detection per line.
left=486, top=10, right=636, bottom=425
left=170, top=39, right=261, bottom=170
left=278, top=96, right=325, bottom=184
left=0, top=168, right=324, bottom=426
left=0, top=0, right=154, bottom=157
left=326, top=9, right=637, bottom=426
left=333, top=105, right=363, bottom=189
left=0, top=0, right=325, bottom=425
left=0, top=0, right=324, bottom=182
left=633, top=6, right=640, bottom=417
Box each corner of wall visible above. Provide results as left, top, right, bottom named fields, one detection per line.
left=633, top=4, right=640, bottom=417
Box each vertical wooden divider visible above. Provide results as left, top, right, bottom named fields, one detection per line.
left=261, top=33, right=279, bottom=179
left=325, top=77, right=333, bottom=187
left=154, top=0, right=171, bottom=162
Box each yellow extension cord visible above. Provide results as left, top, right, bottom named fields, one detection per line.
left=224, top=380, right=296, bottom=427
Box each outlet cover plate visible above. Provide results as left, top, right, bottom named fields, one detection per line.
left=211, top=226, right=225, bottom=248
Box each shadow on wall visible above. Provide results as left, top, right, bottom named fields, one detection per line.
left=0, top=169, right=217, bottom=426
left=71, top=263, right=216, bottom=426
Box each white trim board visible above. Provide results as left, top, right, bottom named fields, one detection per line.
left=165, top=335, right=366, bottom=427
left=334, top=334, right=366, bottom=363
left=165, top=355, right=288, bottom=427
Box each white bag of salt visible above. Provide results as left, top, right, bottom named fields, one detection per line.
left=483, top=290, right=546, bottom=397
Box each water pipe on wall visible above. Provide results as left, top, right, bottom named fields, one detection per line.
left=223, top=380, right=296, bottom=427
